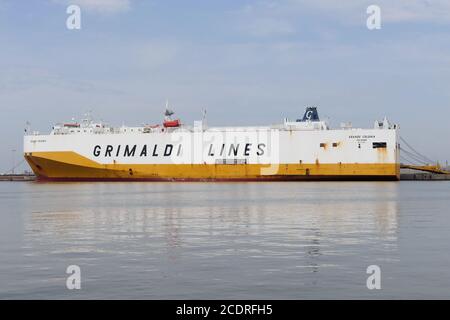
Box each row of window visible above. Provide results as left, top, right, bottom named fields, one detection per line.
left=319, top=142, right=387, bottom=149
left=372, top=142, right=387, bottom=148
left=319, top=143, right=340, bottom=148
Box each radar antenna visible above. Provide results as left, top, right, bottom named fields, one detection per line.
left=165, top=109, right=175, bottom=117
left=164, top=100, right=175, bottom=117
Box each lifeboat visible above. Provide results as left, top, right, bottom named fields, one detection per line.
left=163, top=119, right=180, bottom=128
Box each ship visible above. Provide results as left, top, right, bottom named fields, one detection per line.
left=23, top=106, right=400, bottom=181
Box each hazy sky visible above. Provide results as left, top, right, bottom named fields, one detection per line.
left=1, top=0, right=450, bottom=172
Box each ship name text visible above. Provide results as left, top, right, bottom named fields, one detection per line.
left=92, top=143, right=267, bottom=158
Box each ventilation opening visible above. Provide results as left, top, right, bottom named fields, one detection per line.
left=373, top=142, right=387, bottom=149
left=215, top=159, right=247, bottom=165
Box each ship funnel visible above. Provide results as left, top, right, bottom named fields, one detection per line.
left=297, top=106, right=320, bottom=122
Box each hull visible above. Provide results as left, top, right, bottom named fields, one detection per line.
left=25, top=152, right=400, bottom=181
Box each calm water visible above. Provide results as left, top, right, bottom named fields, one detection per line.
left=0, top=181, right=449, bottom=299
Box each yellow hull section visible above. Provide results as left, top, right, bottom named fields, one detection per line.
left=24, top=152, right=400, bottom=181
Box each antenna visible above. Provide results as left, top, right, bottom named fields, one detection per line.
left=24, top=121, right=31, bottom=133
left=165, top=109, right=174, bottom=117
left=164, top=100, right=174, bottom=117
left=11, top=149, right=16, bottom=175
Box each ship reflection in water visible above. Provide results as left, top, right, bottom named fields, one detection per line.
left=2, top=181, right=449, bottom=299
left=0, top=182, right=399, bottom=298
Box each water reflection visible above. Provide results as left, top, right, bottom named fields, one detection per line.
left=23, top=182, right=399, bottom=268
left=6, top=180, right=450, bottom=299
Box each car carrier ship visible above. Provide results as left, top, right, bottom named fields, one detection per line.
left=23, top=106, right=400, bottom=181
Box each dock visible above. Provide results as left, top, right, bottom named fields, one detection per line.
left=0, top=174, right=36, bottom=181
left=400, top=167, right=450, bottom=181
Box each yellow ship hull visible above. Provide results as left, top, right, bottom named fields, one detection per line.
left=25, top=152, right=400, bottom=181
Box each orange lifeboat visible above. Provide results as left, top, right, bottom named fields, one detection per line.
left=163, top=119, right=180, bottom=128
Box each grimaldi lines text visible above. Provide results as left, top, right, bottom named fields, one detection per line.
left=23, top=107, right=400, bottom=181
left=91, top=143, right=267, bottom=158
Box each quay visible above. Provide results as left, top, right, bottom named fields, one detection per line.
left=0, top=174, right=36, bottom=181
left=400, top=173, right=450, bottom=181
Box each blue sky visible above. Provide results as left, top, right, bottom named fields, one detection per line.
left=1, top=0, right=450, bottom=172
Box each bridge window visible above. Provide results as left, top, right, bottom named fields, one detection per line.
left=373, top=142, right=387, bottom=149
